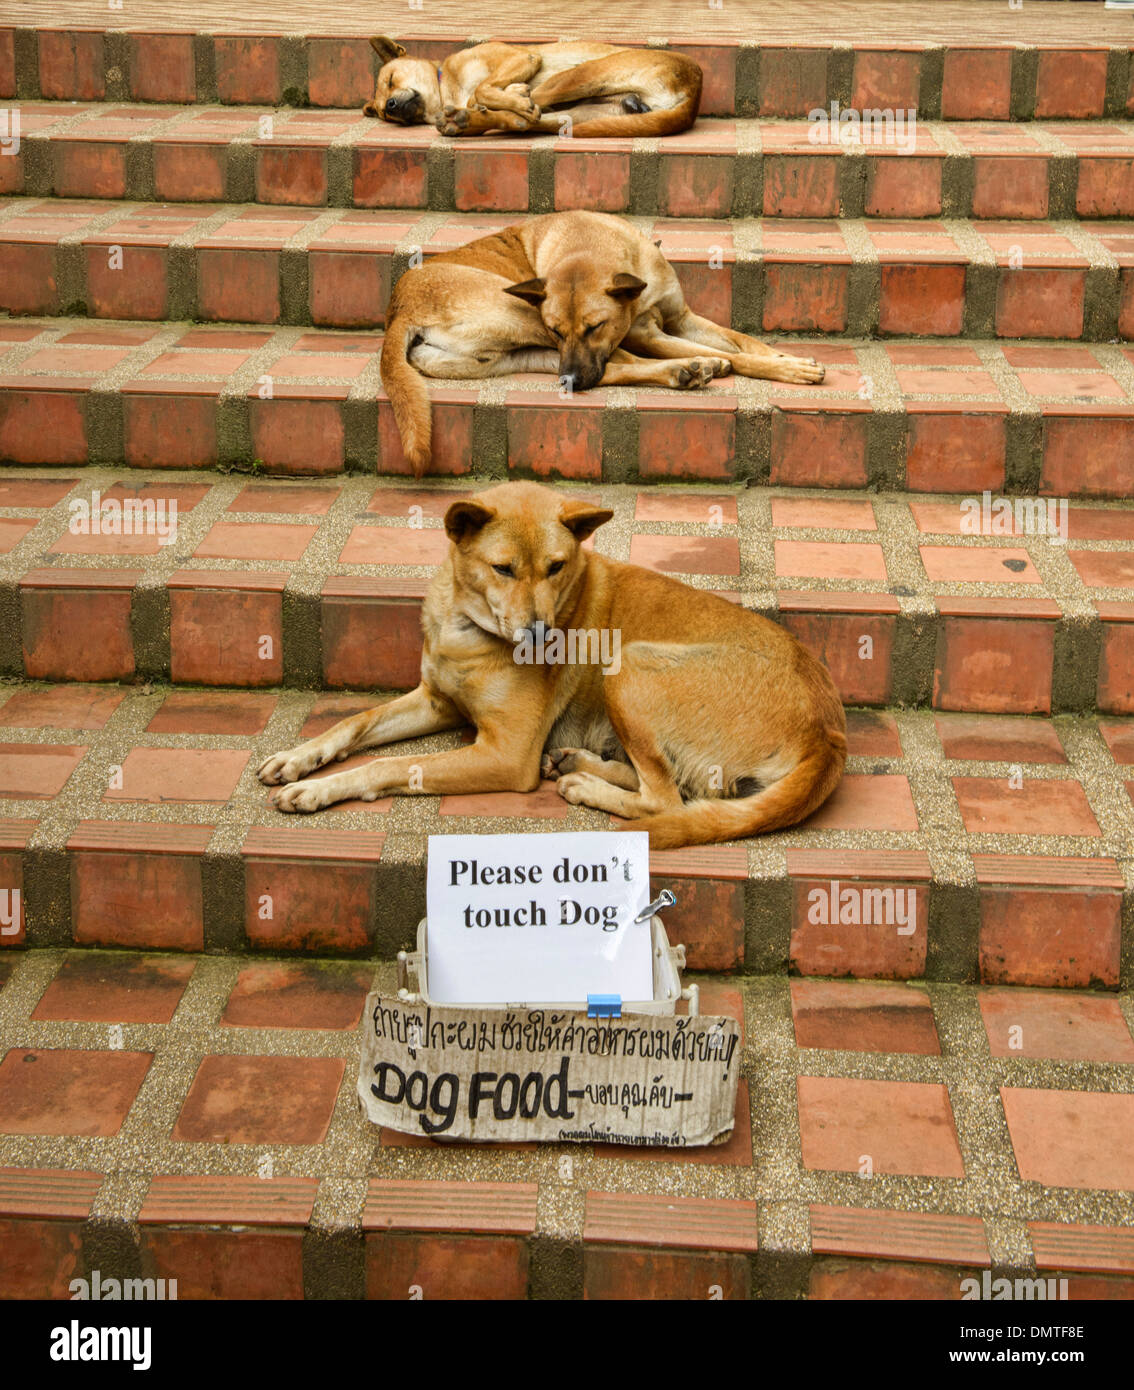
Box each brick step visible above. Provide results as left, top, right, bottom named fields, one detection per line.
left=6, top=105, right=1134, bottom=222
left=0, top=966, right=1131, bottom=1298
left=1, top=200, right=1131, bottom=342
left=1, top=675, right=1134, bottom=983
left=1, top=318, right=1134, bottom=493
left=3, top=24, right=1133, bottom=121
left=6, top=468, right=1134, bottom=713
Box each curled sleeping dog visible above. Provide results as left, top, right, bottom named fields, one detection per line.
left=365, top=36, right=702, bottom=137
left=258, top=481, right=847, bottom=850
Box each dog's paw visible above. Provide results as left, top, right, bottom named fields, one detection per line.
left=257, top=746, right=323, bottom=786
left=542, top=747, right=581, bottom=779
left=773, top=355, right=826, bottom=385
left=438, top=104, right=470, bottom=136
left=555, top=771, right=599, bottom=806
left=272, top=779, right=327, bottom=814
left=670, top=358, right=717, bottom=390
left=708, top=357, right=732, bottom=378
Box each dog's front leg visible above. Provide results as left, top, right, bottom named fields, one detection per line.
left=257, top=684, right=462, bottom=786
left=272, top=739, right=540, bottom=814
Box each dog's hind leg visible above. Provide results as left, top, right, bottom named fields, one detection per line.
left=542, top=747, right=640, bottom=789
left=626, top=311, right=825, bottom=385
left=257, top=685, right=463, bottom=786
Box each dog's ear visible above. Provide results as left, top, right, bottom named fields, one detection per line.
left=559, top=500, right=614, bottom=542
left=503, top=278, right=547, bottom=308
left=370, top=35, right=407, bottom=64
left=607, top=273, right=647, bottom=303
left=445, top=498, right=496, bottom=544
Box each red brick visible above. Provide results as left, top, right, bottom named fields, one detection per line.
left=779, top=607, right=895, bottom=705
left=128, top=33, right=196, bottom=103
left=866, top=159, right=942, bottom=219
left=122, top=390, right=219, bottom=469
left=554, top=151, right=630, bottom=212
left=105, top=747, right=249, bottom=804
left=659, top=155, right=733, bottom=218
left=1035, top=49, right=1108, bottom=119
left=308, top=38, right=375, bottom=108
left=758, top=47, right=828, bottom=117
left=791, top=978, right=939, bottom=1054
left=671, top=258, right=732, bottom=324
left=638, top=400, right=735, bottom=481
left=367, top=1232, right=529, bottom=1300
left=933, top=612, right=1055, bottom=714
left=506, top=398, right=603, bottom=481
left=55, top=141, right=126, bottom=199
left=798, top=1075, right=963, bottom=1178
left=763, top=156, right=839, bottom=217
left=585, top=1247, right=748, bottom=1300
left=1099, top=617, right=1134, bottom=714
left=174, top=1055, right=344, bottom=1145
left=811, top=1202, right=988, bottom=1265
left=38, top=31, right=104, bottom=101
left=852, top=49, right=921, bottom=110
left=241, top=826, right=384, bottom=954
left=0, top=1216, right=86, bottom=1299
left=0, top=243, right=60, bottom=316
left=0, top=743, right=86, bottom=798
left=141, top=1227, right=304, bottom=1300
left=0, top=685, right=123, bottom=730
left=972, top=157, right=1050, bottom=220
left=935, top=712, right=1065, bottom=764
left=68, top=822, right=211, bottom=952
left=214, top=36, right=281, bottom=104
left=802, top=775, right=918, bottom=832
left=197, top=249, right=280, bottom=324
left=255, top=145, right=327, bottom=207
left=1077, top=159, right=1134, bottom=219
left=309, top=251, right=388, bottom=328
left=880, top=264, right=965, bottom=336
left=321, top=577, right=426, bottom=689
left=169, top=573, right=285, bottom=686
left=0, top=28, right=14, bottom=98
left=941, top=48, right=1012, bottom=120
left=85, top=243, right=169, bottom=319
left=454, top=149, right=529, bottom=212
left=770, top=409, right=867, bottom=487
left=223, top=960, right=373, bottom=1029
left=340, top=526, right=447, bottom=566
left=1042, top=416, right=1134, bottom=498
left=1001, top=1089, right=1134, bottom=1190
left=353, top=147, right=428, bottom=209
left=996, top=269, right=1085, bottom=340
left=845, top=709, right=901, bottom=758
left=810, top=1258, right=966, bottom=1300
left=152, top=141, right=226, bottom=202
left=21, top=573, right=136, bottom=682
left=648, top=848, right=746, bottom=971
left=680, top=43, right=736, bottom=117
left=33, top=953, right=195, bottom=1024
left=0, top=1048, right=151, bottom=1137
left=763, top=262, right=849, bottom=334
left=378, top=393, right=473, bottom=475
left=249, top=398, right=345, bottom=475
left=978, top=886, right=1120, bottom=989
left=905, top=410, right=1006, bottom=493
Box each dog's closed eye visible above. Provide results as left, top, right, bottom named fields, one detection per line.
left=492, top=563, right=515, bottom=577
left=547, top=561, right=566, bottom=576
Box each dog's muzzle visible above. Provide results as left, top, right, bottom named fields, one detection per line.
left=383, top=92, right=423, bottom=123
left=559, top=357, right=605, bottom=393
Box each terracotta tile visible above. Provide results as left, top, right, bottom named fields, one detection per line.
left=1070, top=551, right=1134, bottom=590
left=933, top=611, right=1056, bottom=715
left=634, top=493, right=738, bottom=524
left=0, top=477, right=76, bottom=507
left=146, top=691, right=277, bottom=736
left=249, top=399, right=346, bottom=476
left=934, top=714, right=1066, bottom=764
left=1035, top=49, right=1107, bottom=119
left=810, top=1259, right=966, bottom=1301
left=797, top=1076, right=964, bottom=1178
left=996, top=269, right=1085, bottom=340
left=1019, top=372, right=1123, bottom=402
left=366, top=1231, right=530, bottom=1300
left=194, top=521, right=316, bottom=562
left=104, top=748, right=250, bottom=804
left=0, top=1049, right=151, bottom=1136
left=604, top=1080, right=752, bottom=1166
left=0, top=517, right=36, bottom=553
left=339, top=526, right=449, bottom=566
left=0, top=743, right=86, bottom=798
left=584, top=1247, right=749, bottom=1299
left=321, top=581, right=425, bottom=690
left=629, top=534, right=740, bottom=575
left=0, top=686, right=123, bottom=730
left=173, top=1055, right=344, bottom=1145
left=758, top=47, right=828, bottom=117
left=954, top=777, right=1099, bottom=837
left=801, top=775, right=918, bottom=832
left=763, top=263, right=849, bottom=334
left=555, top=150, right=630, bottom=212
left=771, top=498, right=876, bottom=531
left=1068, top=510, right=1134, bottom=543
left=122, top=392, right=219, bottom=469
left=441, top=782, right=568, bottom=820
left=141, top=1227, right=306, bottom=1300
left=972, top=157, right=1050, bottom=220
left=979, top=989, right=1134, bottom=1063
left=791, top=979, right=939, bottom=1054
left=880, top=264, right=965, bottom=337
left=1001, top=1089, right=1134, bottom=1191
left=977, top=883, right=1120, bottom=989
left=230, top=484, right=341, bottom=515
left=454, top=149, right=529, bottom=212
left=222, top=961, right=373, bottom=1030
left=32, top=953, right=196, bottom=1024
left=779, top=604, right=896, bottom=706
left=1099, top=720, right=1134, bottom=765
left=169, top=581, right=284, bottom=687
left=775, top=540, right=886, bottom=582
left=942, top=48, right=1012, bottom=120
left=638, top=402, right=736, bottom=482
left=845, top=710, right=902, bottom=758
left=920, top=546, right=1039, bottom=584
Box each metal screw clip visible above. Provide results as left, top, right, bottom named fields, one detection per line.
left=634, top=888, right=676, bottom=923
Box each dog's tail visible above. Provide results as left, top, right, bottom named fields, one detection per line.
left=622, top=730, right=847, bottom=851
left=569, top=88, right=701, bottom=139
left=380, top=315, right=431, bottom=477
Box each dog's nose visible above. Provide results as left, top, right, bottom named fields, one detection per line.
left=385, top=97, right=399, bottom=114
left=560, top=369, right=581, bottom=393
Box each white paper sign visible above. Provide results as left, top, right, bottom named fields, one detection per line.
left=425, top=832, right=653, bottom=1005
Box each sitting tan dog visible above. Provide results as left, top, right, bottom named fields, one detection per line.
left=258, top=481, right=846, bottom=849
left=382, top=209, right=826, bottom=476
left=365, top=36, right=701, bottom=138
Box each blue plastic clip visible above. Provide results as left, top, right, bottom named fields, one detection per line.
left=587, top=994, right=622, bottom=1019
